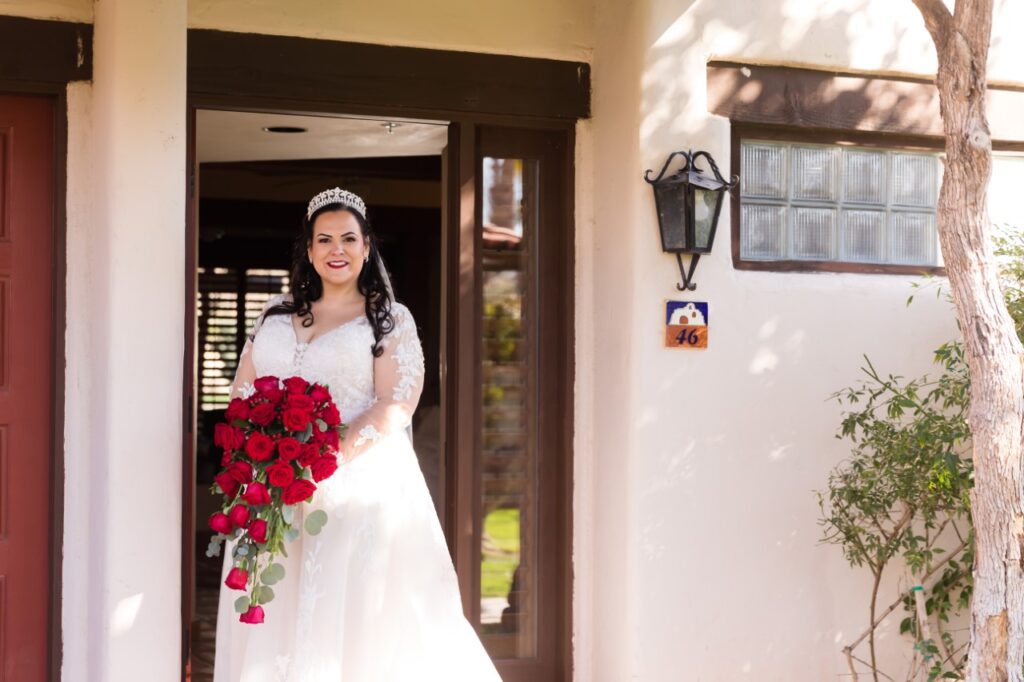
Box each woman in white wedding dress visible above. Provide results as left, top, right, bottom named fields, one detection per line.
left=214, top=188, right=502, bottom=682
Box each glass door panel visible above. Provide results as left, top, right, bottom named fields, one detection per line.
left=479, top=157, right=539, bottom=659
left=447, top=123, right=570, bottom=681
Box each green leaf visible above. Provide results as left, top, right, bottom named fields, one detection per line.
left=304, top=509, right=329, bottom=535
left=205, top=534, right=225, bottom=558
left=281, top=505, right=296, bottom=525
left=254, top=585, right=276, bottom=604
left=284, top=527, right=300, bottom=543
left=234, top=595, right=251, bottom=613
left=262, top=563, right=286, bottom=585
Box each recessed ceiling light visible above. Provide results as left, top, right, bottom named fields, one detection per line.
left=262, top=126, right=308, bottom=134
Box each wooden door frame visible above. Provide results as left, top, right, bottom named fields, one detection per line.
left=185, top=31, right=583, bottom=682
left=0, top=14, right=94, bottom=682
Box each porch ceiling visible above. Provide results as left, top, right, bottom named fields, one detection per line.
left=196, top=109, right=448, bottom=163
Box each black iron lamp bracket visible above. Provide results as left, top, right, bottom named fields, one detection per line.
left=643, top=150, right=739, bottom=188
left=676, top=253, right=700, bottom=291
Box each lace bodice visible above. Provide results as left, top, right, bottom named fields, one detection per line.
left=229, top=293, right=425, bottom=461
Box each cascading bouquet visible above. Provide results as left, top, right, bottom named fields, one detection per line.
left=207, top=375, right=345, bottom=624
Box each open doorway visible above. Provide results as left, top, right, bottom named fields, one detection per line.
left=184, top=106, right=573, bottom=682
left=187, top=109, right=447, bottom=680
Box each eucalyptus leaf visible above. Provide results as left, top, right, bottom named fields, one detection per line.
left=234, top=544, right=249, bottom=557
left=301, top=422, right=314, bottom=442
left=234, top=595, right=251, bottom=613
left=281, top=505, right=296, bottom=525
left=206, top=535, right=224, bottom=558
left=262, top=563, right=286, bottom=586
left=304, top=509, right=329, bottom=536
left=316, top=419, right=328, bottom=432
left=284, top=527, right=300, bottom=543
left=254, top=585, right=276, bottom=604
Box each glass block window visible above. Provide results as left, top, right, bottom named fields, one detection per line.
left=740, top=140, right=941, bottom=266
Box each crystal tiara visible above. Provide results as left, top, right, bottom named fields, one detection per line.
left=306, top=187, right=367, bottom=221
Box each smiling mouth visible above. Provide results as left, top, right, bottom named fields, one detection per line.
left=326, top=260, right=349, bottom=269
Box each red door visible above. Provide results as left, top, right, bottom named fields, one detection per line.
left=0, top=95, right=54, bottom=682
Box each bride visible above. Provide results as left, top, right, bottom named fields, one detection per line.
left=213, top=188, right=502, bottom=681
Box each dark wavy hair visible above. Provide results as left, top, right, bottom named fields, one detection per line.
left=263, top=204, right=395, bottom=357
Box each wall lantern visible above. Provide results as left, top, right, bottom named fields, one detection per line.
left=644, top=150, right=738, bottom=290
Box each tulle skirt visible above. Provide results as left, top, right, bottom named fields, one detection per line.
left=213, top=433, right=502, bottom=682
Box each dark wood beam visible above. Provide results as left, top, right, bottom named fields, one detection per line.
left=0, top=16, right=91, bottom=86
left=188, top=29, right=590, bottom=120
left=708, top=61, right=1024, bottom=144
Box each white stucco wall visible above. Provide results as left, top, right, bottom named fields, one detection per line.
left=0, top=0, right=91, bottom=22
left=188, top=0, right=592, bottom=61
left=0, top=0, right=592, bottom=61
left=581, top=0, right=1024, bottom=680
left=61, top=1, right=187, bottom=680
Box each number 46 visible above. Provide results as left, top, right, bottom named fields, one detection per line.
left=676, top=328, right=699, bottom=345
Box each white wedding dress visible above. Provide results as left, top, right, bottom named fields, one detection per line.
left=214, top=294, right=502, bottom=682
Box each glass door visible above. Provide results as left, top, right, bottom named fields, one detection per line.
left=444, top=123, right=572, bottom=682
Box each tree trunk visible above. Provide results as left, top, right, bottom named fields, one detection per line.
left=911, top=1, right=1024, bottom=680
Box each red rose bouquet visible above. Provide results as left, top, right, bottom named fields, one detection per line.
left=207, top=375, right=345, bottom=624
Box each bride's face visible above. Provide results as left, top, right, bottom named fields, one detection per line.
left=307, top=209, right=370, bottom=291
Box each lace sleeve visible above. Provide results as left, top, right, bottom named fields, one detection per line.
left=339, top=303, right=425, bottom=462
left=228, top=293, right=287, bottom=400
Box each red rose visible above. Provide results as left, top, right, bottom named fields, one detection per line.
left=248, top=518, right=268, bottom=544
left=227, top=460, right=253, bottom=484
left=309, top=384, right=331, bottom=403
left=323, top=428, right=340, bottom=451
left=214, top=422, right=233, bottom=449
left=228, top=504, right=251, bottom=529
left=215, top=473, right=240, bottom=498
left=267, top=460, right=295, bottom=488
left=283, top=376, right=309, bottom=394
left=311, top=455, right=339, bottom=482
left=224, top=566, right=248, bottom=591
left=282, top=479, right=317, bottom=505
left=245, top=433, right=275, bottom=462
left=319, top=404, right=341, bottom=427
left=277, top=437, right=302, bottom=462
left=286, top=393, right=315, bottom=412
left=249, top=402, right=275, bottom=426
left=225, top=398, right=250, bottom=422
left=298, top=443, right=320, bottom=467
left=282, top=408, right=310, bottom=432
left=308, top=426, right=327, bottom=445
left=254, top=376, right=284, bottom=403
left=208, top=512, right=232, bottom=534
left=220, top=451, right=232, bottom=467
left=239, top=604, right=265, bottom=624
left=241, top=481, right=270, bottom=506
